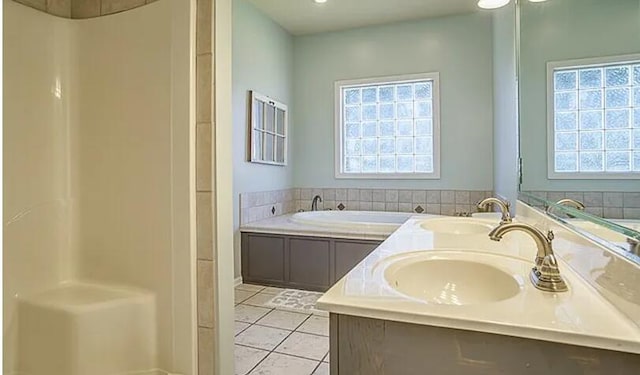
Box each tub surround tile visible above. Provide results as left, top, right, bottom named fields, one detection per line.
left=359, top=201, right=372, bottom=211
left=359, top=189, right=373, bottom=202
left=322, top=188, right=336, bottom=201
left=523, top=190, right=639, bottom=219
left=624, top=193, right=640, bottom=208
left=372, top=189, right=385, bottom=202
left=584, top=192, right=604, bottom=207
left=412, top=190, right=427, bottom=204
left=372, top=202, right=385, bottom=211
left=385, top=202, right=399, bottom=212
left=399, top=203, right=413, bottom=213
left=385, top=189, right=399, bottom=202
left=347, top=189, right=359, bottom=201
left=455, top=190, right=470, bottom=204
left=335, top=188, right=348, bottom=201
left=398, top=190, right=413, bottom=203
left=441, top=190, right=455, bottom=204
left=441, top=204, right=455, bottom=216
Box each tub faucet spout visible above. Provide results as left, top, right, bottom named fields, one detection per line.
left=477, top=197, right=512, bottom=224
left=311, top=195, right=322, bottom=211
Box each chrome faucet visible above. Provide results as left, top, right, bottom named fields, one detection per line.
left=311, top=195, right=322, bottom=211
left=546, top=199, right=585, bottom=214
left=489, top=223, right=568, bottom=293
left=477, top=197, right=512, bottom=224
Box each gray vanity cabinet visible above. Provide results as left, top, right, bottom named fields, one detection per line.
left=241, top=232, right=382, bottom=291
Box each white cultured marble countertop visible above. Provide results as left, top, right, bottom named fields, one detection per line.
left=316, top=216, right=640, bottom=354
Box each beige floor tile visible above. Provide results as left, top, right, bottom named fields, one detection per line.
left=296, top=315, right=329, bottom=336
left=235, top=325, right=291, bottom=351
left=312, top=362, right=329, bottom=375
left=235, top=345, right=269, bottom=375
left=243, top=292, right=275, bottom=307
left=235, top=304, right=271, bottom=323
left=235, top=321, right=251, bottom=336
left=274, top=332, right=329, bottom=361
left=256, top=310, right=310, bottom=331
left=236, top=283, right=266, bottom=293
left=323, top=352, right=329, bottom=363
left=235, top=289, right=258, bottom=304
left=249, top=352, right=318, bottom=375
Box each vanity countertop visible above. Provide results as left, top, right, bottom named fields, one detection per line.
left=316, top=215, right=640, bottom=354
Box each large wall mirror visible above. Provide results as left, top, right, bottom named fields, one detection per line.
left=517, top=0, right=640, bottom=261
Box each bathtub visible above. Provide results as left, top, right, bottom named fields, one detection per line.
left=290, top=210, right=433, bottom=232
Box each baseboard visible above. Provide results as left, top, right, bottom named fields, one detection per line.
left=234, top=276, right=243, bottom=287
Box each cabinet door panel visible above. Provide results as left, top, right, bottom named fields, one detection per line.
left=289, top=238, right=331, bottom=289
left=245, top=234, right=285, bottom=282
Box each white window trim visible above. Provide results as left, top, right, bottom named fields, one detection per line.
left=334, top=72, right=441, bottom=179
left=546, top=53, right=640, bottom=180
left=250, top=91, right=288, bottom=166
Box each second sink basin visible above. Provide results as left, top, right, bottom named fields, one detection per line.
left=420, top=217, right=495, bottom=235
left=383, top=251, right=523, bottom=305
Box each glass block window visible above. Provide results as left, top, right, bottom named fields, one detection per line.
left=250, top=91, right=287, bottom=166
left=549, top=56, right=640, bottom=178
left=335, top=73, right=440, bottom=179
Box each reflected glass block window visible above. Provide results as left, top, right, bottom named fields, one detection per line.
left=551, top=58, right=640, bottom=175
left=337, top=73, right=440, bottom=177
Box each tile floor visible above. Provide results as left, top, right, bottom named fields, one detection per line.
left=234, top=284, right=330, bottom=375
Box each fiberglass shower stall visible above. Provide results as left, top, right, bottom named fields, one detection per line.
left=3, top=1, right=196, bottom=374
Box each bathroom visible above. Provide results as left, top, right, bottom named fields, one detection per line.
left=3, top=0, right=640, bottom=374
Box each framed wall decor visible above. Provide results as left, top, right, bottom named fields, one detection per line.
left=250, top=91, right=288, bottom=166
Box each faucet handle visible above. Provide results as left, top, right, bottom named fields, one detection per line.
left=546, top=230, right=555, bottom=242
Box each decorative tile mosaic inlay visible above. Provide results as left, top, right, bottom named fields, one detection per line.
left=264, top=289, right=324, bottom=314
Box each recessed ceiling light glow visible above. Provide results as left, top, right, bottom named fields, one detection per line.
left=313, top=0, right=327, bottom=4
left=477, top=0, right=511, bottom=9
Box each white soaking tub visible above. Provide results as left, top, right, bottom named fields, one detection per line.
left=290, top=211, right=434, bottom=232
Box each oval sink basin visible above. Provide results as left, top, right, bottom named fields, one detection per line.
left=385, top=254, right=521, bottom=305
left=420, top=218, right=495, bottom=235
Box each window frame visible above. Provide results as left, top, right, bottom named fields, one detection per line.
left=250, top=91, right=288, bottom=166
left=334, top=72, right=441, bottom=179
left=546, top=54, right=640, bottom=180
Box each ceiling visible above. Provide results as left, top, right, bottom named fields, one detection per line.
left=248, top=0, right=481, bottom=36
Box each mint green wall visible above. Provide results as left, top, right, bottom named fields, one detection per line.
left=232, top=0, right=293, bottom=276
left=520, top=0, right=640, bottom=191
left=292, top=13, right=495, bottom=190
left=492, top=4, right=519, bottom=210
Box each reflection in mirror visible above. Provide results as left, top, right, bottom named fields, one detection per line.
left=518, top=0, right=640, bottom=259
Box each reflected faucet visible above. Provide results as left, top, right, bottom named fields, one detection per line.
left=546, top=199, right=585, bottom=215
left=489, top=223, right=568, bottom=293
left=311, top=195, right=323, bottom=211
left=477, top=197, right=512, bottom=225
